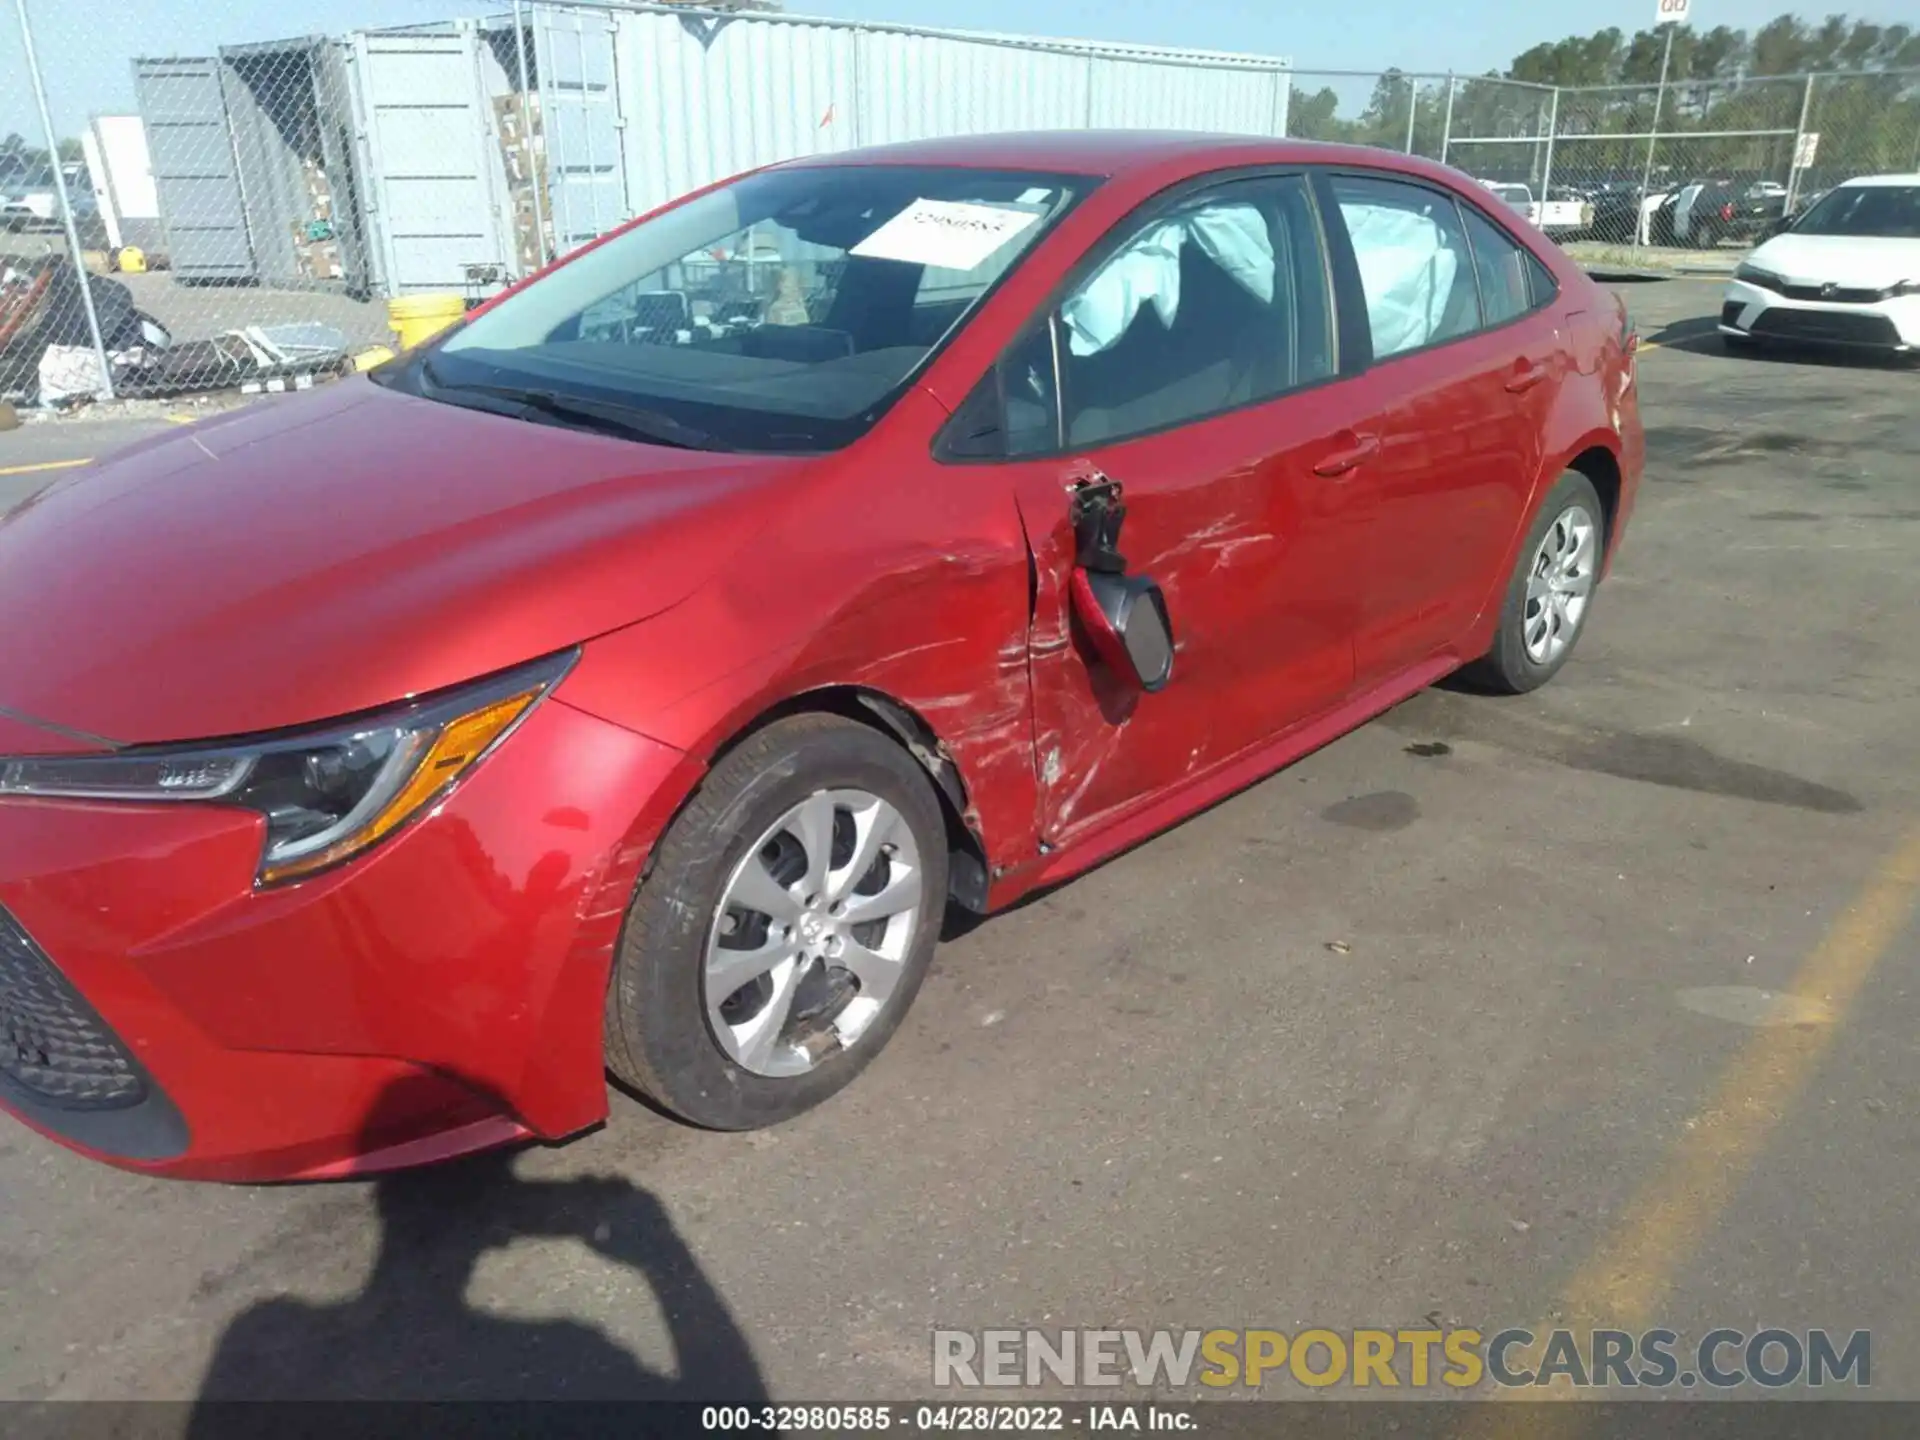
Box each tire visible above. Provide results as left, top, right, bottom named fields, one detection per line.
left=1464, top=471, right=1606, bottom=695
left=605, top=713, right=949, bottom=1130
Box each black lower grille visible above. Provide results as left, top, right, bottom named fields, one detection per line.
left=1, top=909, right=145, bottom=1110
left=1751, top=308, right=1901, bottom=347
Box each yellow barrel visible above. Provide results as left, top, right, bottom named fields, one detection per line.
left=387, top=293, right=466, bottom=350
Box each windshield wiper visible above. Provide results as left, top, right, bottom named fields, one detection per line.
left=420, top=357, right=714, bottom=450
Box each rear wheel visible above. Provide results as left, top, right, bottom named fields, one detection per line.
left=605, top=714, right=948, bottom=1129
left=1464, top=472, right=1605, bottom=695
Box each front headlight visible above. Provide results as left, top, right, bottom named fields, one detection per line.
left=0, top=650, right=575, bottom=885
left=1734, top=262, right=1785, bottom=291
left=1892, top=279, right=1920, bottom=298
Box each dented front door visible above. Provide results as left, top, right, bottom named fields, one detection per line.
left=1009, top=383, right=1369, bottom=847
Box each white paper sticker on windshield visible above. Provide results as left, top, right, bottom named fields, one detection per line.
left=850, top=199, right=1042, bottom=271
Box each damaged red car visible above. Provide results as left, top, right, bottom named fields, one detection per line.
left=0, top=132, right=1642, bottom=1181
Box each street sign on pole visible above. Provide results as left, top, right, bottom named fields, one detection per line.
left=1794, top=132, right=1820, bottom=168
left=1656, top=0, right=1691, bottom=25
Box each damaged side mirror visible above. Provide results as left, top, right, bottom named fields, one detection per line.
left=1067, top=473, right=1175, bottom=694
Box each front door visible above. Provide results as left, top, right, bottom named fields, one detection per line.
left=951, top=172, right=1374, bottom=845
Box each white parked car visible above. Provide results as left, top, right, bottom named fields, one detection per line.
left=1720, top=173, right=1920, bottom=354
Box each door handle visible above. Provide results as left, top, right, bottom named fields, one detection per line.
left=1505, top=360, right=1549, bottom=393
left=1312, top=431, right=1380, bottom=478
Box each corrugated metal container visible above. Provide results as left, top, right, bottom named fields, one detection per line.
left=347, top=21, right=522, bottom=295
left=217, top=37, right=376, bottom=294
left=587, top=5, right=1293, bottom=223
left=338, top=2, right=1291, bottom=295
left=130, top=57, right=255, bottom=282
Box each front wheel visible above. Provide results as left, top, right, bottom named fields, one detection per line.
left=1463, top=472, right=1605, bottom=695
left=605, top=714, right=949, bottom=1129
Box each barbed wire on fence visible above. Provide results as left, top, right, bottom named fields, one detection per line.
left=5, top=0, right=1919, bottom=409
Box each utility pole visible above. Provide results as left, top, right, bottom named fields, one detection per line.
left=1540, top=87, right=1560, bottom=196
left=1635, top=18, right=1678, bottom=249
left=1785, top=74, right=1814, bottom=216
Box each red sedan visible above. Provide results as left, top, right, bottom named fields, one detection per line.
left=0, top=132, right=1641, bottom=1181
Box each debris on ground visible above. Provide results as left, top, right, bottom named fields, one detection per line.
left=3, top=256, right=356, bottom=409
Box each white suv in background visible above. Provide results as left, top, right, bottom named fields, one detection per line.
left=1720, top=173, right=1920, bottom=355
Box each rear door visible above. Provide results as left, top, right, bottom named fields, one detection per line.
left=942, top=171, right=1372, bottom=844
left=1315, top=172, right=1561, bottom=688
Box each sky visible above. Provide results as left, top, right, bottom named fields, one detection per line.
left=1, top=0, right=1901, bottom=142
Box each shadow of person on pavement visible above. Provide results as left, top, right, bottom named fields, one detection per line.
left=189, top=1076, right=767, bottom=1418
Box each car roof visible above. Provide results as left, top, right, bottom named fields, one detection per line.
left=1838, top=172, right=1920, bottom=189
left=783, top=129, right=1453, bottom=182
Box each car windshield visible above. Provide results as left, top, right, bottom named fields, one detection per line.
left=1793, top=184, right=1920, bottom=239
left=401, top=164, right=1090, bottom=453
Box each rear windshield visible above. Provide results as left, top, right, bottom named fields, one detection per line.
left=408, top=164, right=1090, bottom=453
left=1793, top=185, right=1920, bottom=239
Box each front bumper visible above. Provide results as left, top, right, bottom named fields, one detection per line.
left=0, top=696, right=691, bottom=1182
left=1719, top=279, right=1920, bottom=352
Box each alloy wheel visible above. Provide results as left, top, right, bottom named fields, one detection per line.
left=704, top=789, right=925, bottom=1078
left=1523, top=504, right=1597, bottom=666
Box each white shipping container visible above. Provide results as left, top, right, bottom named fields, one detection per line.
left=83, top=115, right=161, bottom=253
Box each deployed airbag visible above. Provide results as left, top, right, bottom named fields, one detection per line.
left=1061, top=205, right=1274, bottom=357
left=1339, top=202, right=1459, bottom=358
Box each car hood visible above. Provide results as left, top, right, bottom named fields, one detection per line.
left=1748, top=233, right=1920, bottom=288
left=0, top=378, right=809, bottom=746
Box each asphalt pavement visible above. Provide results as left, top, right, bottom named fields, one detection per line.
left=1, top=279, right=1917, bottom=1407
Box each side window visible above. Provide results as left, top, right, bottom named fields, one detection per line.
left=1043, top=174, right=1336, bottom=451
left=1460, top=206, right=1533, bottom=327
left=1525, top=252, right=1559, bottom=309
left=1329, top=174, right=1477, bottom=359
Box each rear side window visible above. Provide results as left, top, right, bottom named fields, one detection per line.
left=1461, top=205, right=1560, bottom=327
left=1329, top=175, right=1478, bottom=359
left=1526, top=252, right=1558, bottom=309
left=1460, top=206, right=1533, bottom=326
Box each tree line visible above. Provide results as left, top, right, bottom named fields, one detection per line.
left=1290, top=13, right=1920, bottom=189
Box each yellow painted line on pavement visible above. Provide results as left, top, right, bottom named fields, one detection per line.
left=1637, top=340, right=1662, bottom=351
left=166, top=413, right=197, bottom=426
left=1464, top=820, right=1920, bottom=1434
left=0, top=457, right=91, bottom=478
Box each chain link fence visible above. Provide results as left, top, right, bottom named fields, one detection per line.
left=2, top=1, right=604, bottom=406
left=5, top=0, right=1919, bottom=410
left=1284, top=66, right=1919, bottom=255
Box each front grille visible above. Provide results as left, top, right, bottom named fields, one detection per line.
left=1743, top=273, right=1887, bottom=304
left=1775, top=282, right=1884, bottom=304
left=0, top=909, right=145, bottom=1110
left=1750, top=308, right=1902, bottom=347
